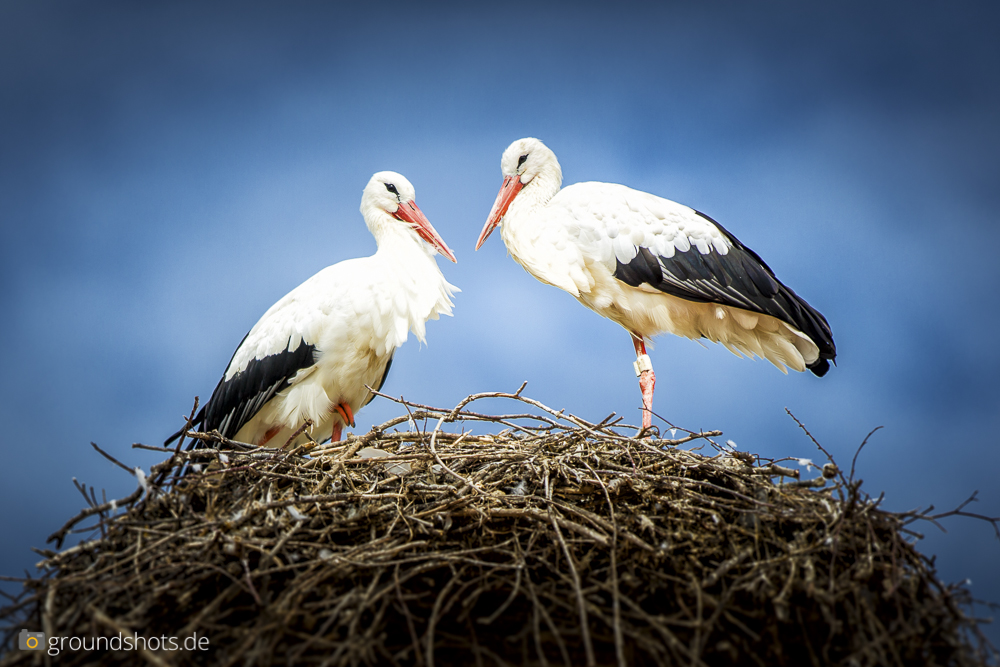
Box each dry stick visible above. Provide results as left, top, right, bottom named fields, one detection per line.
left=544, top=465, right=596, bottom=667
left=89, top=606, right=170, bottom=667
left=289, top=590, right=359, bottom=664
left=180, top=430, right=261, bottom=451
left=177, top=581, right=243, bottom=639
left=358, top=569, right=394, bottom=660
left=71, top=478, right=95, bottom=508
left=359, top=405, right=545, bottom=439
left=422, top=567, right=460, bottom=667
left=909, top=491, right=1000, bottom=540
left=608, top=582, right=700, bottom=664
left=619, top=429, right=727, bottom=464
left=394, top=563, right=425, bottom=667
left=259, top=522, right=300, bottom=571
left=701, top=547, right=753, bottom=588
left=208, top=421, right=316, bottom=485
left=399, top=398, right=427, bottom=443
left=785, top=407, right=847, bottom=486
left=163, top=396, right=202, bottom=489
left=428, top=414, right=482, bottom=493
left=518, top=542, right=570, bottom=667
left=279, top=418, right=315, bottom=450
left=89, top=441, right=133, bottom=474
left=47, top=485, right=144, bottom=548
left=477, top=564, right=523, bottom=626
left=368, top=387, right=579, bottom=433
left=132, top=528, right=144, bottom=581
left=337, top=449, right=509, bottom=467
left=453, top=507, right=609, bottom=546
left=180, top=396, right=200, bottom=450
left=502, top=391, right=613, bottom=436
left=322, top=434, right=371, bottom=480
left=463, top=613, right=486, bottom=667
left=309, top=428, right=391, bottom=461
left=359, top=431, right=500, bottom=446
left=583, top=460, right=625, bottom=667
left=0, top=593, right=36, bottom=628
left=529, top=593, right=552, bottom=667
left=850, top=425, right=884, bottom=483
left=444, top=381, right=529, bottom=421
left=753, top=464, right=800, bottom=479
left=219, top=622, right=273, bottom=667
left=241, top=556, right=263, bottom=606
left=42, top=582, right=56, bottom=657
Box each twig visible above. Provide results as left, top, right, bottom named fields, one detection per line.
left=583, top=461, right=625, bottom=667
left=851, top=425, right=884, bottom=483
left=428, top=415, right=482, bottom=494
left=905, top=491, right=1000, bottom=540
left=89, top=442, right=133, bottom=474
left=47, top=484, right=144, bottom=548
left=544, top=464, right=595, bottom=667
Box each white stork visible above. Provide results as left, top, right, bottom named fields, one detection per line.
left=167, top=171, right=458, bottom=449
left=475, top=138, right=835, bottom=430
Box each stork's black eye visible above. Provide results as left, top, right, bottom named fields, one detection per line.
left=385, top=183, right=399, bottom=195
left=517, top=154, right=528, bottom=168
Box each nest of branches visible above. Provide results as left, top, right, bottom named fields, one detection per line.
left=2, top=388, right=996, bottom=666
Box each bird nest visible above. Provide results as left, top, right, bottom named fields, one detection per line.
left=2, top=389, right=996, bottom=666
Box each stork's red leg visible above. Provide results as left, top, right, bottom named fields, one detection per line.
left=258, top=425, right=282, bottom=447
left=631, top=334, right=656, bottom=430
left=331, top=422, right=343, bottom=442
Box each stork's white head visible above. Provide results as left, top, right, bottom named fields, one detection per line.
left=476, top=138, right=563, bottom=250
left=500, top=137, right=561, bottom=186
left=361, top=171, right=456, bottom=263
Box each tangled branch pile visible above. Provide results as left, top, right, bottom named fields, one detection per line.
left=2, top=390, right=996, bottom=666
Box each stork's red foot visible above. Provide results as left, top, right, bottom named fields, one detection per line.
left=334, top=402, right=355, bottom=428
left=330, top=401, right=355, bottom=443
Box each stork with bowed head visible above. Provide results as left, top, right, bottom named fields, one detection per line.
left=475, top=138, right=835, bottom=431
left=167, top=171, right=458, bottom=449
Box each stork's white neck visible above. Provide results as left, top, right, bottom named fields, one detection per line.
left=495, top=165, right=593, bottom=297
left=368, top=216, right=457, bottom=345
left=512, top=165, right=562, bottom=218
left=499, top=166, right=563, bottom=261
left=374, top=223, right=435, bottom=263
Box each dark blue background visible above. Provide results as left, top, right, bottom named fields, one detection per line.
left=2, top=0, right=998, bottom=647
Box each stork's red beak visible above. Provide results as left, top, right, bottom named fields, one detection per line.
left=476, top=175, right=524, bottom=250
left=394, top=200, right=457, bottom=263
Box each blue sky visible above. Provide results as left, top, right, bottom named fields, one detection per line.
left=2, top=0, right=999, bottom=646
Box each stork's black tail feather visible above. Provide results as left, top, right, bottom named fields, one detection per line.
left=808, top=358, right=831, bottom=377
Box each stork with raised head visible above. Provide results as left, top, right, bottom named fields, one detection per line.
left=167, top=171, right=458, bottom=449
left=476, top=138, right=835, bottom=431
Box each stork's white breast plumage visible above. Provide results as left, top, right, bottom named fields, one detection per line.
left=476, top=138, right=836, bottom=429
left=167, top=171, right=458, bottom=449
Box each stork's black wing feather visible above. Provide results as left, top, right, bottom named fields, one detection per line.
left=164, top=334, right=318, bottom=446
left=613, top=211, right=836, bottom=376
left=206, top=336, right=318, bottom=439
